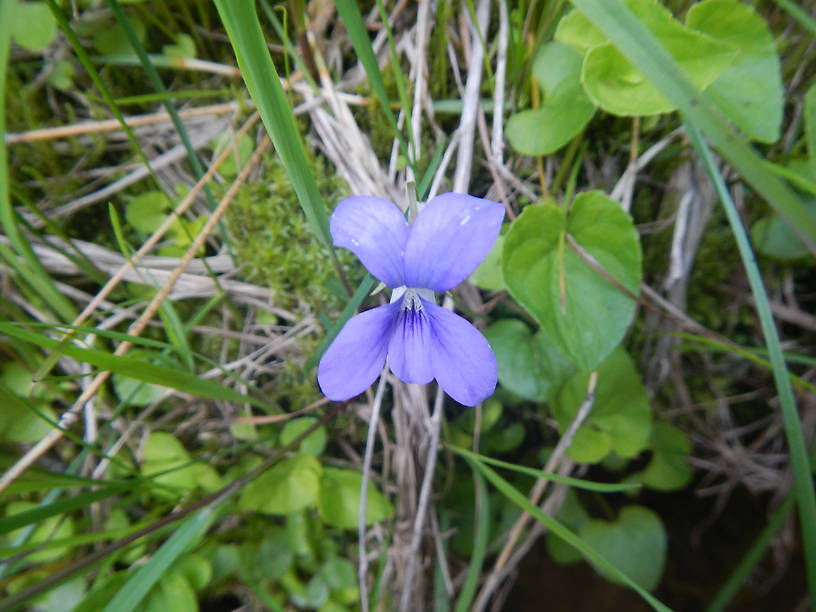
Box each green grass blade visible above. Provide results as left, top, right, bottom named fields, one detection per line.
left=101, top=504, right=220, bottom=612
left=0, top=2, right=75, bottom=323
left=0, top=323, right=270, bottom=409
left=706, top=494, right=795, bottom=612
left=469, top=459, right=673, bottom=612
left=44, top=0, right=171, bottom=207
left=335, top=0, right=415, bottom=174
left=105, top=0, right=220, bottom=217
left=448, top=445, right=641, bottom=493
left=0, top=485, right=134, bottom=535
left=773, top=0, right=816, bottom=37
left=306, top=273, right=376, bottom=371
left=568, top=0, right=816, bottom=255
left=454, top=458, right=490, bottom=612
left=685, top=122, right=816, bottom=600
left=214, top=0, right=331, bottom=246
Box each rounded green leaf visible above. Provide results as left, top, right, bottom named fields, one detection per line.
left=502, top=192, right=642, bottom=372
left=143, top=573, right=197, bottom=612
left=577, top=0, right=737, bottom=116
left=317, top=467, right=393, bottom=529
left=469, top=234, right=505, bottom=290
left=239, top=454, right=322, bottom=515
left=484, top=319, right=575, bottom=402
left=11, top=1, right=56, bottom=52
left=579, top=505, right=667, bottom=591
left=553, top=346, right=651, bottom=463
left=279, top=417, right=327, bottom=456
left=638, top=422, right=692, bottom=491
left=125, top=192, right=169, bottom=235
left=506, top=42, right=596, bottom=156
left=751, top=198, right=816, bottom=261
left=686, top=0, right=783, bottom=143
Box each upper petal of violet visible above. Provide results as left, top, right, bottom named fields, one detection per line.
left=422, top=298, right=497, bottom=406
left=318, top=302, right=400, bottom=401
left=330, top=195, right=410, bottom=288
left=403, top=193, right=504, bottom=292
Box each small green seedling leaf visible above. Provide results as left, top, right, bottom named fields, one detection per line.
left=239, top=454, right=322, bottom=515
left=279, top=417, right=327, bottom=457
left=637, top=422, right=692, bottom=491
left=10, top=1, right=56, bottom=52
left=317, top=467, right=393, bottom=529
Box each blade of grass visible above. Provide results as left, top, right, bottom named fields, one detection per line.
left=671, top=332, right=816, bottom=394
left=43, top=0, right=171, bottom=209
left=335, top=0, right=416, bottom=176
left=101, top=504, right=220, bottom=612
left=568, top=0, right=816, bottom=255
left=305, top=273, right=376, bottom=371
left=773, top=0, right=816, bottom=37
left=469, top=458, right=673, bottom=612
left=454, top=458, right=490, bottom=612
left=686, top=122, right=816, bottom=600
left=214, top=0, right=330, bottom=245
left=0, top=484, right=136, bottom=535
left=448, top=445, right=641, bottom=493
left=105, top=0, right=219, bottom=219
left=0, top=2, right=75, bottom=323
left=0, top=323, right=270, bottom=410
left=706, top=494, right=795, bottom=612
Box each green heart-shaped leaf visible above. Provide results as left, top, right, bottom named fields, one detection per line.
left=557, top=0, right=737, bottom=116
left=579, top=506, right=667, bottom=591
left=484, top=319, right=575, bottom=402
left=637, top=422, right=692, bottom=491
left=506, top=42, right=596, bottom=155
left=317, top=467, right=393, bottom=529
left=553, top=346, right=651, bottom=463
left=239, top=454, right=322, bottom=515
left=686, top=0, right=783, bottom=143
left=502, top=192, right=642, bottom=371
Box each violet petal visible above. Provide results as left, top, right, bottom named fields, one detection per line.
left=387, top=299, right=434, bottom=385
left=403, top=193, right=505, bottom=292
left=330, top=195, right=410, bottom=288
left=318, top=303, right=400, bottom=401
left=423, top=299, right=497, bottom=406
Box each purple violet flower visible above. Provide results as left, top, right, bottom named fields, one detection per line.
left=317, top=192, right=505, bottom=406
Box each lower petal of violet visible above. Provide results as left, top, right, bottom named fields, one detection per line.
left=318, top=302, right=400, bottom=401
left=387, top=300, right=434, bottom=385
left=422, top=298, right=497, bottom=406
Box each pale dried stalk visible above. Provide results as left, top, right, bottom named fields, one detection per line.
left=359, top=370, right=390, bottom=612
left=473, top=371, right=599, bottom=611
left=0, top=134, right=270, bottom=496
left=5, top=102, right=240, bottom=144
left=57, top=112, right=259, bottom=333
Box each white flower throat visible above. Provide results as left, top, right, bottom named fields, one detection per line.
left=391, top=286, right=435, bottom=311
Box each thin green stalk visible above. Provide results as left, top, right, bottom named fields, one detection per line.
left=773, top=0, right=816, bottom=37
left=686, top=122, right=816, bottom=603
left=335, top=0, right=416, bottom=178
left=706, top=494, right=795, bottom=612
left=0, top=1, right=75, bottom=323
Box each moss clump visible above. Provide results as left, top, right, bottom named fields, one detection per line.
left=225, top=152, right=358, bottom=313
